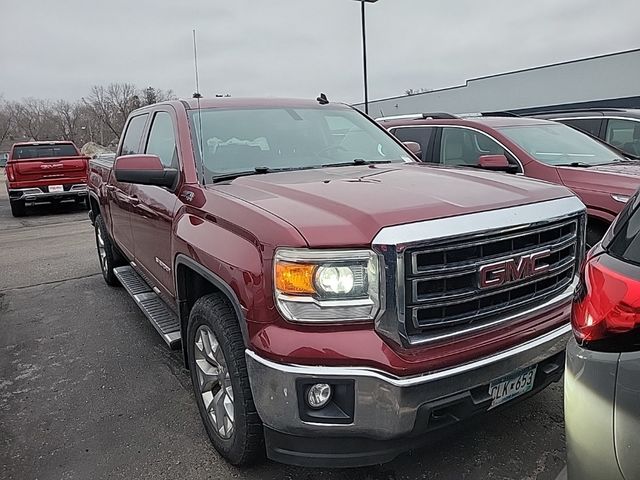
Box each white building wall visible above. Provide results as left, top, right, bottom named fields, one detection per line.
left=355, top=49, right=640, bottom=117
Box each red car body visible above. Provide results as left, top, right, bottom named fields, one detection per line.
left=89, top=98, right=585, bottom=467
left=5, top=141, right=89, bottom=216
left=382, top=116, right=640, bottom=244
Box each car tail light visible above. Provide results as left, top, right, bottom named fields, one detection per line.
left=572, top=257, right=640, bottom=344
left=6, top=163, right=16, bottom=182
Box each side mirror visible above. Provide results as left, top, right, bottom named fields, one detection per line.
left=477, top=154, right=519, bottom=173
left=403, top=141, right=422, bottom=158
left=114, top=154, right=178, bottom=187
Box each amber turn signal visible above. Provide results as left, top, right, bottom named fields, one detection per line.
left=275, top=262, right=317, bottom=295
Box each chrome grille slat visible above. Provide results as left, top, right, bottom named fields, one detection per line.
left=410, top=219, right=578, bottom=256
left=412, top=260, right=575, bottom=307
left=411, top=232, right=577, bottom=278
left=404, top=217, right=580, bottom=335
left=411, top=274, right=575, bottom=330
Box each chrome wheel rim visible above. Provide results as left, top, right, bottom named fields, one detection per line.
left=194, top=325, right=235, bottom=439
left=96, top=225, right=107, bottom=273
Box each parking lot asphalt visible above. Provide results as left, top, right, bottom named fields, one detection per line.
left=0, top=169, right=567, bottom=480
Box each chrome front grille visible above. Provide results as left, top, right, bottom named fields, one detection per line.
left=403, top=217, right=580, bottom=338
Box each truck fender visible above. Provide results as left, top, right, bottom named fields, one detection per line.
left=88, top=191, right=101, bottom=224
left=174, top=254, right=251, bottom=367
left=585, top=207, right=615, bottom=226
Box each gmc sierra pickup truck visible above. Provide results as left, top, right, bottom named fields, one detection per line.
left=5, top=141, right=89, bottom=217
left=88, top=97, right=586, bottom=467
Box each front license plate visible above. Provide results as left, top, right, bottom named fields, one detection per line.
left=489, top=364, right=537, bottom=409
left=49, top=185, right=64, bottom=193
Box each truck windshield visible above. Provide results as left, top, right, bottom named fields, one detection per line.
left=188, top=107, right=411, bottom=180
left=12, top=144, right=79, bottom=160
left=497, top=123, right=624, bottom=166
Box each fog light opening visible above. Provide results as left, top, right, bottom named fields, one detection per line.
left=306, top=383, right=332, bottom=409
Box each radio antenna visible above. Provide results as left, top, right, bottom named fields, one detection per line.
left=192, top=28, right=206, bottom=184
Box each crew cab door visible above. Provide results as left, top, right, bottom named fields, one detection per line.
left=109, top=113, right=149, bottom=259
left=432, top=126, right=523, bottom=172
left=128, top=109, right=179, bottom=299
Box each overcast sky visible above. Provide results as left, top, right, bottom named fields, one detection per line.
left=1, top=0, right=639, bottom=104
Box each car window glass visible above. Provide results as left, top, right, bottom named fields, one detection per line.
left=497, top=123, right=623, bottom=166
left=561, top=118, right=601, bottom=137
left=609, top=198, right=640, bottom=264
left=120, top=114, right=148, bottom=155
left=605, top=119, right=640, bottom=157
left=145, top=112, right=178, bottom=168
left=392, top=127, right=433, bottom=161
left=12, top=144, right=78, bottom=160
left=440, top=127, right=510, bottom=166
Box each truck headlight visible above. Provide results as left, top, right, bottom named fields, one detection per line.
left=274, top=248, right=381, bottom=323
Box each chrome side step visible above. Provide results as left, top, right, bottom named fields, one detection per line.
left=113, top=266, right=181, bottom=349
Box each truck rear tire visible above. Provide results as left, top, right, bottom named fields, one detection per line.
left=94, top=214, right=121, bottom=286
left=187, top=293, right=265, bottom=466
left=10, top=199, right=26, bottom=217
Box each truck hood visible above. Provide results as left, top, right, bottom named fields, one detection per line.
left=212, top=163, right=574, bottom=247
left=557, top=162, right=640, bottom=197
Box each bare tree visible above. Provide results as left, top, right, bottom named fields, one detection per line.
left=405, top=87, right=433, bottom=96
left=0, top=96, right=15, bottom=146
left=1, top=82, right=178, bottom=148
left=140, top=86, right=176, bottom=106
left=9, top=98, right=57, bottom=140
left=51, top=100, right=81, bottom=141
left=83, top=84, right=126, bottom=140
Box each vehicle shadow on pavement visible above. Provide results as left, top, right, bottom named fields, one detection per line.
left=19, top=201, right=88, bottom=218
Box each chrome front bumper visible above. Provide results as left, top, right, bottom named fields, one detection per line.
left=246, top=322, right=571, bottom=441
left=9, top=184, right=88, bottom=202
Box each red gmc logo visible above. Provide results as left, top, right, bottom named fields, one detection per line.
left=478, top=250, right=551, bottom=289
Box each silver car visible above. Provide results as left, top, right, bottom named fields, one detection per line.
left=566, top=190, right=640, bottom=479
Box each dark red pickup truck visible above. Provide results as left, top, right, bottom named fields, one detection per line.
left=88, top=98, right=585, bottom=467
left=5, top=141, right=89, bottom=216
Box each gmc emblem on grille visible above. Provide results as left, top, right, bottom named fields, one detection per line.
left=478, top=249, right=551, bottom=289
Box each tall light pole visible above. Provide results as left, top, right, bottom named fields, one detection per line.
left=354, top=0, right=378, bottom=115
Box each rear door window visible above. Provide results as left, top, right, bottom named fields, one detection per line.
left=561, top=118, right=602, bottom=138
left=605, top=119, right=640, bottom=157
left=392, top=127, right=434, bottom=161
left=120, top=114, right=149, bottom=155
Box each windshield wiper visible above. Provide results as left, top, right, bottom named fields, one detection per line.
left=211, top=160, right=395, bottom=183
left=321, top=159, right=394, bottom=168
left=557, top=162, right=594, bottom=168
left=211, top=166, right=271, bottom=183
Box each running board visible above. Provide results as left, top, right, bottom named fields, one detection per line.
left=113, top=266, right=181, bottom=349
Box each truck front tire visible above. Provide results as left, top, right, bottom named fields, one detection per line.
left=94, top=214, right=121, bottom=286
left=187, top=293, right=264, bottom=466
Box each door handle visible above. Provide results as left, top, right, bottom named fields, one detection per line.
left=129, top=195, right=140, bottom=205
left=105, top=185, right=116, bottom=191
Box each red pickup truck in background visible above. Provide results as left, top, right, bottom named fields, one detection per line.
left=88, top=98, right=585, bottom=467
left=5, top=141, right=89, bottom=217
